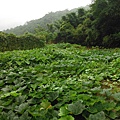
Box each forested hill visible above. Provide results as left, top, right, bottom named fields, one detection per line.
left=1, top=0, right=120, bottom=48
left=4, top=6, right=89, bottom=35
left=4, top=10, right=70, bottom=35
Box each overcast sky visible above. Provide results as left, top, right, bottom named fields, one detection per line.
left=0, top=0, right=92, bottom=31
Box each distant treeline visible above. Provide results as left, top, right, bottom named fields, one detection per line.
left=0, top=32, right=44, bottom=52
left=1, top=0, right=120, bottom=51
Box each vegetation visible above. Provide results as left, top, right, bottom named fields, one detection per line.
left=53, top=0, right=120, bottom=48
left=4, top=9, right=80, bottom=35
left=0, top=43, right=120, bottom=120
left=0, top=32, right=45, bottom=52
left=3, top=0, right=120, bottom=48
left=0, top=1, right=120, bottom=119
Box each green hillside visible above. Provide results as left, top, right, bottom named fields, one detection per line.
left=1, top=0, right=120, bottom=48
left=4, top=10, right=69, bottom=35
left=0, top=43, right=120, bottom=120
left=4, top=6, right=89, bottom=35
left=4, top=9, right=76, bottom=35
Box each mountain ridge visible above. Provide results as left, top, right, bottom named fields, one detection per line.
left=4, top=6, right=90, bottom=35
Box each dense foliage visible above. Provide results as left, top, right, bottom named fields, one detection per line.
left=91, top=0, right=120, bottom=47
left=53, top=0, right=120, bottom=47
left=3, top=0, right=120, bottom=48
left=0, top=32, right=45, bottom=51
left=0, top=1, right=120, bottom=119
left=0, top=43, right=120, bottom=120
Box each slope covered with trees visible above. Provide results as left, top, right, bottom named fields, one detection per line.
left=1, top=0, right=120, bottom=49
left=53, top=0, right=120, bottom=48
left=4, top=9, right=80, bottom=35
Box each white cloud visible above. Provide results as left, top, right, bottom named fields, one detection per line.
left=0, top=0, right=92, bottom=31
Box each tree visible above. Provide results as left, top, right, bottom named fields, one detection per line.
left=55, top=22, right=75, bottom=43
left=91, top=0, right=120, bottom=47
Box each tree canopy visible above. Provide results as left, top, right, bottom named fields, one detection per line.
left=1, top=1, right=120, bottom=49
left=53, top=0, right=120, bottom=47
